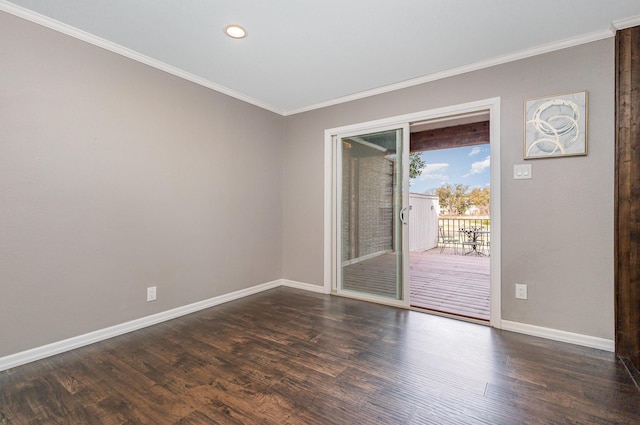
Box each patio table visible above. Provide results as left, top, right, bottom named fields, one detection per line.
left=459, top=228, right=489, bottom=256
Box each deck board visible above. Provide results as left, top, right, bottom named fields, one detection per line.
left=343, top=249, right=490, bottom=320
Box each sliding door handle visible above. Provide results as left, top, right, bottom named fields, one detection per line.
left=400, top=207, right=408, bottom=225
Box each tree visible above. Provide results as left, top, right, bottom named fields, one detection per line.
left=409, top=152, right=426, bottom=180
left=435, top=183, right=470, bottom=216
left=468, top=187, right=491, bottom=215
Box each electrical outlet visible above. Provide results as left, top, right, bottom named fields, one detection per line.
left=515, top=283, right=527, bottom=300
left=147, top=286, right=157, bottom=302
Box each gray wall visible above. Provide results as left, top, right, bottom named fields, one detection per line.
left=1, top=9, right=616, bottom=359
left=0, top=12, right=284, bottom=357
left=283, top=39, right=615, bottom=339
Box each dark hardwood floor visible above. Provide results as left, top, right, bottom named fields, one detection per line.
left=1, top=287, right=639, bottom=424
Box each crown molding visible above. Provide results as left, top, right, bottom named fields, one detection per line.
left=2, top=1, right=634, bottom=117
left=612, top=14, right=640, bottom=30
left=284, top=28, right=615, bottom=116
left=0, top=1, right=285, bottom=115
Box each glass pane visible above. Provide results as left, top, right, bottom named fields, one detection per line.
left=340, top=129, right=403, bottom=299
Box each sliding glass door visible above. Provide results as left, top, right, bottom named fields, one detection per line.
left=335, top=125, right=409, bottom=305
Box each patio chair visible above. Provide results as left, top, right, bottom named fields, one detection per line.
left=439, top=226, right=459, bottom=254
left=476, top=227, right=490, bottom=256
left=460, top=228, right=480, bottom=256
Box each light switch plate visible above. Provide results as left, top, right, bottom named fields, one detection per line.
left=514, top=164, right=532, bottom=180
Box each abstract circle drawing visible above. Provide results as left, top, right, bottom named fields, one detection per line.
left=525, top=92, right=587, bottom=158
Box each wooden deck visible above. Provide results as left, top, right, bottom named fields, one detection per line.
left=343, top=248, right=490, bottom=321
left=409, top=249, right=490, bottom=321
left=343, top=253, right=399, bottom=298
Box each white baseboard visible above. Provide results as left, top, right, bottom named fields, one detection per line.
left=501, top=320, right=615, bottom=352
left=2, top=283, right=616, bottom=372
left=0, top=278, right=304, bottom=372
left=281, top=279, right=327, bottom=294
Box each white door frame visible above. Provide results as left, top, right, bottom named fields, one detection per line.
left=324, top=97, right=502, bottom=328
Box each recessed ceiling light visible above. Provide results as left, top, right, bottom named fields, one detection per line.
left=225, top=25, right=247, bottom=39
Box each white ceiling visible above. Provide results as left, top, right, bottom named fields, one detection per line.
left=3, top=1, right=640, bottom=115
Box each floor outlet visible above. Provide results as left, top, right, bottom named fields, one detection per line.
left=515, top=283, right=527, bottom=300
left=147, top=286, right=157, bottom=302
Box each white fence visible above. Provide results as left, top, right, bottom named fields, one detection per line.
left=409, top=193, right=439, bottom=252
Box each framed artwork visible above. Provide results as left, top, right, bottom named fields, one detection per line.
left=524, top=90, right=588, bottom=159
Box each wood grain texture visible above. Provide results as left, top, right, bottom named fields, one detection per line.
left=410, top=122, right=489, bottom=152
left=342, top=250, right=490, bottom=321
left=1, top=287, right=638, bottom=424
left=615, top=26, right=640, bottom=370
left=409, top=251, right=490, bottom=321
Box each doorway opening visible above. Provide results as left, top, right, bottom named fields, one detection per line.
left=408, top=115, right=491, bottom=321
left=324, top=98, right=501, bottom=327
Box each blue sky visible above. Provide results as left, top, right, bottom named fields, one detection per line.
left=410, top=145, right=490, bottom=194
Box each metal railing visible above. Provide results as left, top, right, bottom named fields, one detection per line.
left=439, top=217, right=491, bottom=245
